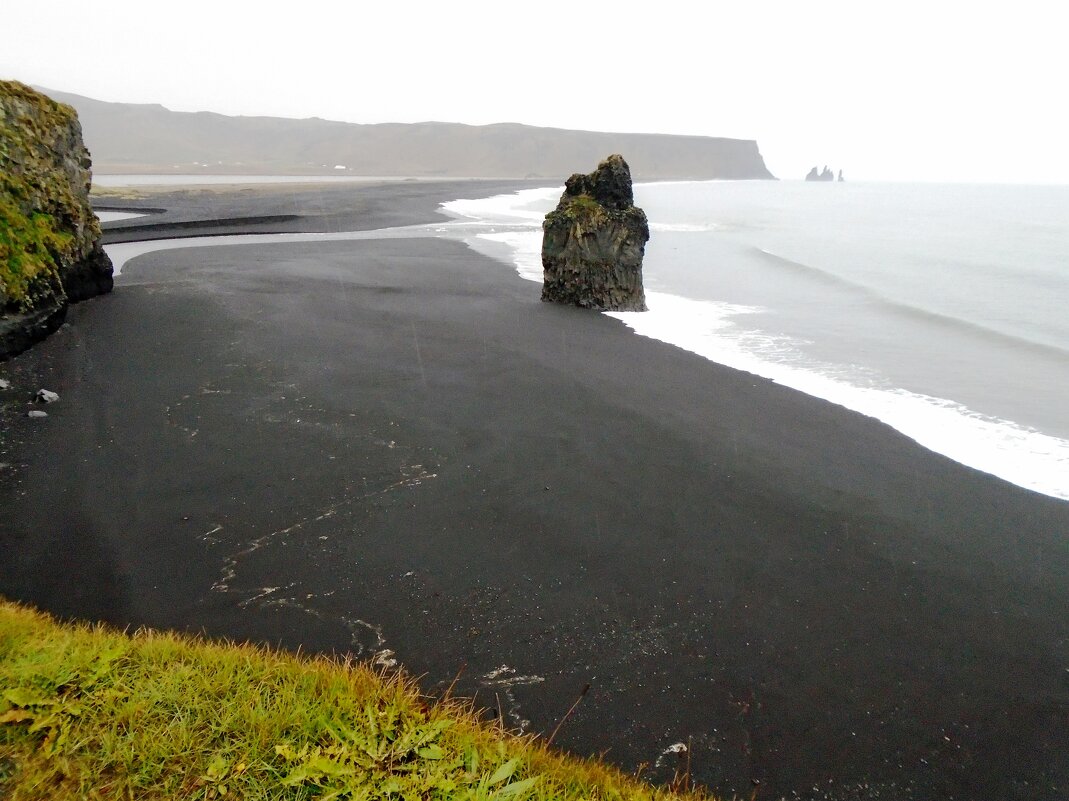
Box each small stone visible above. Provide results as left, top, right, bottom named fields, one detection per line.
left=26, top=410, right=48, bottom=419
left=36, top=389, right=59, bottom=403
left=0, top=378, right=10, bottom=390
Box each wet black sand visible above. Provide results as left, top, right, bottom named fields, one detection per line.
left=1, top=182, right=1067, bottom=800
left=94, top=179, right=546, bottom=243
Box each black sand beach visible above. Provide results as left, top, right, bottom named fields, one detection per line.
left=94, top=179, right=547, bottom=242
left=1, top=181, right=1067, bottom=800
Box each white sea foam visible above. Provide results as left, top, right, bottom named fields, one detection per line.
left=442, top=187, right=560, bottom=225
left=650, top=222, right=722, bottom=233
left=476, top=231, right=543, bottom=281
left=95, top=210, right=147, bottom=222
left=608, top=296, right=1069, bottom=500
left=443, top=189, right=721, bottom=233
left=448, top=186, right=1069, bottom=502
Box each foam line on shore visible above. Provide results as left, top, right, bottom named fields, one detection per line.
left=608, top=296, right=1069, bottom=500
left=444, top=188, right=1069, bottom=501
left=95, top=210, right=147, bottom=222
left=100, top=186, right=1069, bottom=501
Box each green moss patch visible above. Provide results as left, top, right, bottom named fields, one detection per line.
left=0, top=195, right=69, bottom=311
left=546, top=193, right=606, bottom=226
left=1, top=80, right=100, bottom=313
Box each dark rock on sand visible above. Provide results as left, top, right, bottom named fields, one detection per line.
left=0, top=306, right=68, bottom=361
left=541, top=155, right=649, bottom=312
left=62, top=242, right=115, bottom=302
left=1, top=81, right=113, bottom=361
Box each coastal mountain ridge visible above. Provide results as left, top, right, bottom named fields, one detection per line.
left=37, top=87, right=775, bottom=181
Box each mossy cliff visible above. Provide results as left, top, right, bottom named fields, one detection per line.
left=541, top=155, right=649, bottom=312
left=1, top=80, right=113, bottom=360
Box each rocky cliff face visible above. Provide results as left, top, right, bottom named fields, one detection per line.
left=1, top=81, right=113, bottom=360
left=541, top=155, right=649, bottom=312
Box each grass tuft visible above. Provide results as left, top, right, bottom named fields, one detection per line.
left=0, top=600, right=717, bottom=801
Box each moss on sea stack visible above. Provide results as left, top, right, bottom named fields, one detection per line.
left=1, top=80, right=112, bottom=359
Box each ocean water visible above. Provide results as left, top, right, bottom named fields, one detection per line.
left=442, top=181, right=1069, bottom=501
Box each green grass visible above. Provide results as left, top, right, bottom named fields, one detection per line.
left=0, top=601, right=715, bottom=801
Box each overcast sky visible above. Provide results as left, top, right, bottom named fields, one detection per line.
left=3, top=0, right=1066, bottom=183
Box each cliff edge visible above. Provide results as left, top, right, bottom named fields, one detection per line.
left=1, top=81, right=113, bottom=360
left=541, top=155, right=649, bottom=312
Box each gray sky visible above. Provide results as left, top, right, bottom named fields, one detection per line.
left=3, top=0, right=1066, bottom=182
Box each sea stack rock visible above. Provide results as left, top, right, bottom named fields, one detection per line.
left=805, top=165, right=836, bottom=182
left=1, top=81, right=113, bottom=360
left=541, top=154, right=649, bottom=312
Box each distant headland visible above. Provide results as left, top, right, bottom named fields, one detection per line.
left=38, top=87, right=776, bottom=182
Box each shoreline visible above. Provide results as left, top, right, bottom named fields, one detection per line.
left=2, top=180, right=1068, bottom=800
left=94, top=178, right=556, bottom=243
left=447, top=185, right=1069, bottom=502
left=94, top=181, right=1069, bottom=506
